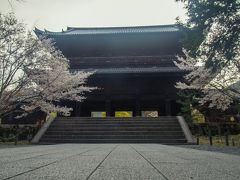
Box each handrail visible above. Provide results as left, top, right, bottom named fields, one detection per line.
left=31, top=115, right=56, bottom=144
left=177, top=116, right=195, bottom=144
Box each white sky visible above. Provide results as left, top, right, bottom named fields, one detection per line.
left=0, top=0, right=187, bottom=31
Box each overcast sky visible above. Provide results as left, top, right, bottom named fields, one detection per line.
left=0, top=0, right=186, bottom=31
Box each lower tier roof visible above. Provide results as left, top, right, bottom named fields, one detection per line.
left=72, top=67, right=185, bottom=74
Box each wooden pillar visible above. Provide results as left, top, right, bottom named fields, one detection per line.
left=105, top=99, right=111, bottom=117
left=165, top=99, right=171, bottom=116
left=135, top=99, right=141, bottom=117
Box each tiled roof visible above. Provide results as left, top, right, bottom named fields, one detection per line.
left=72, top=67, right=184, bottom=74
left=34, top=25, right=179, bottom=36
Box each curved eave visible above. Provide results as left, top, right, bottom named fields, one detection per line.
left=34, top=27, right=66, bottom=36
left=34, top=27, right=44, bottom=36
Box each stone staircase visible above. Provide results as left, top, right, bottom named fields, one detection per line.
left=39, top=116, right=190, bottom=144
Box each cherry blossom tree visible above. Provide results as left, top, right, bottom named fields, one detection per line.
left=175, top=48, right=240, bottom=110
left=0, top=13, right=94, bottom=118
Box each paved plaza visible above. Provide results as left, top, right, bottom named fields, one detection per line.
left=0, top=144, right=239, bottom=180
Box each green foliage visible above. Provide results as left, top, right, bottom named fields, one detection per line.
left=0, top=126, right=37, bottom=142
left=178, top=27, right=205, bottom=58
left=177, top=90, right=199, bottom=122
left=177, top=0, right=240, bottom=71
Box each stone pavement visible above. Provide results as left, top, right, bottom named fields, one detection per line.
left=0, top=144, right=239, bottom=180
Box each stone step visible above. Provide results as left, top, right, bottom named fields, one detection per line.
left=52, top=123, right=179, bottom=127
left=44, top=131, right=184, bottom=136
left=39, top=138, right=187, bottom=144
left=54, top=121, right=178, bottom=124
left=56, top=116, right=177, bottom=119
left=51, top=121, right=179, bottom=125
left=55, top=120, right=178, bottom=123
left=56, top=117, right=177, bottom=120
left=46, top=127, right=182, bottom=131
left=42, top=134, right=185, bottom=139
left=38, top=116, right=188, bottom=144
left=53, top=120, right=175, bottom=123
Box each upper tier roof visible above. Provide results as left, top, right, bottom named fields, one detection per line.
left=34, top=24, right=179, bottom=36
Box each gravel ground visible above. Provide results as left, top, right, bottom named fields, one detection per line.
left=177, top=145, right=240, bottom=156
left=0, top=144, right=240, bottom=180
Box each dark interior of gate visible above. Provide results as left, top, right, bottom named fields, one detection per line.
left=35, top=25, right=185, bottom=118
left=70, top=74, right=182, bottom=117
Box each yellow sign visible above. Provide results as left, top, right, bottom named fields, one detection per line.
left=91, top=112, right=106, bottom=118
left=191, top=109, right=205, bottom=123
left=115, top=111, right=133, bottom=117
left=50, top=112, right=57, bottom=118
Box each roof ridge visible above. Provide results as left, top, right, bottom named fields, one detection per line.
left=34, top=24, right=180, bottom=36
left=66, top=24, right=178, bottom=31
